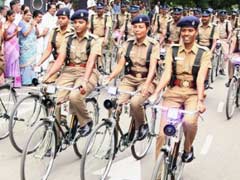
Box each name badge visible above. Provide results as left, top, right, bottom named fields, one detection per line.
left=175, top=57, right=184, bottom=61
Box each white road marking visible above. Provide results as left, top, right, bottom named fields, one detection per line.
left=94, top=156, right=141, bottom=180
left=217, top=101, right=225, bottom=113
left=200, top=135, right=213, bottom=155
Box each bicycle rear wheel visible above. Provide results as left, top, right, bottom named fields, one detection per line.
left=20, top=121, right=57, bottom=180
left=0, top=85, right=17, bottom=140
left=9, top=94, right=47, bottom=153
left=80, top=121, right=117, bottom=180
left=226, top=78, right=238, bottom=119
left=151, top=152, right=169, bottom=180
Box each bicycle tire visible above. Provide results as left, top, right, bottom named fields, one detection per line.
left=151, top=152, right=168, bottom=180
left=0, top=85, right=17, bottom=140
left=20, top=121, right=57, bottom=180
left=80, top=121, right=117, bottom=180
left=9, top=94, right=47, bottom=153
left=73, top=98, right=99, bottom=158
left=226, top=77, right=238, bottom=119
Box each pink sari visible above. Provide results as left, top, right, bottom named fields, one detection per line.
left=4, top=23, right=21, bottom=87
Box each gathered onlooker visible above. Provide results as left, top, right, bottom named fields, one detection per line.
left=0, top=26, right=4, bottom=84
left=10, top=0, right=21, bottom=25
left=20, top=4, right=30, bottom=14
left=18, top=9, right=38, bottom=85
left=41, top=3, right=57, bottom=69
left=33, top=10, right=48, bottom=65
left=3, top=10, right=21, bottom=87
left=0, top=6, right=8, bottom=24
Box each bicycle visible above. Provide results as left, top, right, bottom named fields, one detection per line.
left=211, top=40, right=224, bottom=82
left=8, top=68, right=48, bottom=153
left=9, top=74, right=100, bottom=153
left=20, top=83, right=99, bottom=180
left=226, top=57, right=240, bottom=119
left=0, top=77, right=17, bottom=140
left=151, top=105, right=198, bottom=180
left=80, top=86, right=156, bottom=180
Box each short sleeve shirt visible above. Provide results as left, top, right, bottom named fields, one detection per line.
left=48, top=25, right=74, bottom=54
left=198, top=23, right=219, bottom=47
left=90, top=14, right=112, bottom=37
left=218, top=20, right=232, bottom=39
left=59, top=32, right=102, bottom=64
left=120, top=36, right=160, bottom=73
left=164, top=43, right=212, bottom=81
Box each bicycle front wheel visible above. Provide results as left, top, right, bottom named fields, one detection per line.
left=226, top=78, right=238, bottom=119
left=0, top=85, right=17, bottom=140
left=73, top=98, right=99, bottom=158
left=131, top=133, right=153, bottom=160
left=20, top=121, right=57, bottom=180
left=80, top=121, right=117, bottom=180
left=9, top=94, right=46, bottom=153
left=151, top=152, right=169, bottom=180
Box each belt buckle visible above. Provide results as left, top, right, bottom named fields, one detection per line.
left=136, top=73, right=142, bottom=78
left=182, top=80, right=190, bottom=88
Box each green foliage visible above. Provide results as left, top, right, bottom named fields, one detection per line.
left=153, top=0, right=240, bottom=9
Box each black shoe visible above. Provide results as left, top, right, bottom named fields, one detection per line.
left=182, top=147, right=194, bottom=163
left=137, top=124, right=149, bottom=141
left=225, top=79, right=231, bottom=87
left=79, top=120, right=93, bottom=137
left=219, top=69, right=226, bottom=76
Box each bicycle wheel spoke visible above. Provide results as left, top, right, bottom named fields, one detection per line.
left=9, top=95, right=46, bottom=152
left=81, top=123, right=115, bottom=180
left=0, top=87, right=16, bottom=139
left=21, top=123, right=56, bottom=180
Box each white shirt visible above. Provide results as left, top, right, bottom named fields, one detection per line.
left=14, top=13, right=22, bottom=26
left=41, top=12, right=57, bottom=48
left=41, top=12, right=57, bottom=64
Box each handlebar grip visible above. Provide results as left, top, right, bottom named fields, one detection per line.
left=32, top=78, right=39, bottom=86
left=79, top=85, right=86, bottom=95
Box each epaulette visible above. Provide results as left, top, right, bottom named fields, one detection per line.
left=127, top=37, right=135, bottom=42
left=170, top=44, right=180, bottom=48
left=88, top=33, right=97, bottom=40
left=65, top=32, right=75, bottom=39
left=147, top=36, right=158, bottom=45
left=197, top=44, right=209, bottom=51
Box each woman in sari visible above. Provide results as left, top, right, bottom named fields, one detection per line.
left=3, top=10, right=21, bottom=87
left=18, top=9, right=38, bottom=85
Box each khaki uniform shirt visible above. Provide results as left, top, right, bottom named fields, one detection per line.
left=114, top=12, right=129, bottom=29
left=48, top=24, right=74, bottom=55
left=120, top=36, right=160, bottom=73
left=0, top=36, right=4, bottom=75
left=154, top=14, right=170, bottom=34
left=198, top=23, right=219, bottom=47
left=166, top=21, right=181, bottom=43
left=59, top=31, right=102, bottom=65
left=230, top=17, right=240, bottom=29
left=120, top=15, right=134, bottom=40
left=164, top=43, right=212, bottom=82
left=218, top=20, right=232, bottom=39
left=89, top=14, right=112, bottom=37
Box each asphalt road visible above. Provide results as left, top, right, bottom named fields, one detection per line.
left=0, top=74, right=240, bottom=180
